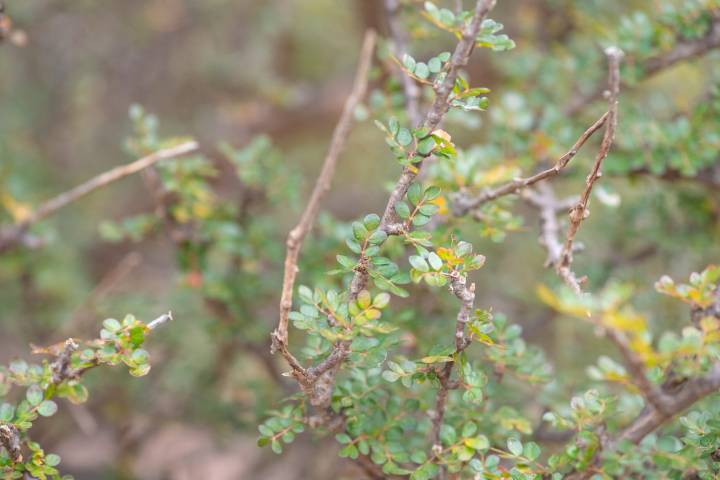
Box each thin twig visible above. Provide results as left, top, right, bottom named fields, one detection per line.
left=564, top=17, right=720, bottom=116
left=273, top=30, right=377, bottom=357
left=0, top=141, right=198, bottom=253
left=452, top=112, right=609, bottom=216
left=556, top=47, right=623, bottom=294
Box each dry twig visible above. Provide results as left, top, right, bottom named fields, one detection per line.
left=273, top=29, right=377, bottom=359
left=452, top=112, right=609, bottom=216
left=0, top=141, right=198, bottom=253
left=556, top=47, right=623, bottom=293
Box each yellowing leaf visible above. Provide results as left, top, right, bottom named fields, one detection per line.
left=603, top=309, right=647, bottom=334
left=1, top=192, right=32, bottom=222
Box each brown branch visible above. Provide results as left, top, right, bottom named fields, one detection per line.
left=0, top=423, right=22, bottom=463
left=430, top=271, right=476, bottom=469
left=306, top=0, right=497, bottom=404
left=0, top=141, right=199, bottom=254
left=385, top=0, right=422, bottom=127
left=522, top=184, right=576, bottom=267
left=452, top=112, right=609, bottom=216
left=564, top=16, right=720, bottom=116
left=354, top=0, right=496, bottom=296
left=273, top=30, right=377, bottom=357
left=556, top=47, right=623, bottom=294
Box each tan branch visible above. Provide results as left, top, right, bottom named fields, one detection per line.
left=556, top=47, right=623, bottom=293
left=0, top=141, right=198, bottom=253
left=272, top=30, right=377, bottom=356
left=452, top=112, right=609, bottom=216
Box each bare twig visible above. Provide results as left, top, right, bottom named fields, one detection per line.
left=523, top=184, right=576, bottom=267
left=273, top=30, right=377, bottom=357
left=147, top=311, right=173, bottom=330
left=0, top=141, right=198, bottom=253
left=564, top=17, right=720, bottom=116
left=452, top=112, right=609, bottom=216
left=556, top=47, right=623, bottom=293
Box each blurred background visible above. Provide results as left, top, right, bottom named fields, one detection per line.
left=0, top=0, right=718, bottom=478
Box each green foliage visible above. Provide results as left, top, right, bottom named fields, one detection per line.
left=1, top=0, right=719, bottom=479
left=0, top=314, right=158, bottom=479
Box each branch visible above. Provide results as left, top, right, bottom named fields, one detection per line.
left=430, top=272, right=476, bottom=456
left=452, top=112, right=609, bottom=216
left=564, top=16, right=720, bottom=116
left=0, top=141, right=199, bottom=254
left=522, top=184, right=576, bottom=267
left=556, top=47, right=623, bottom=294
left=273, top=30, right=377, bottom=356
left=355, top=0, right=497, bottom=296
left=305, top=0, right=497, bottom=400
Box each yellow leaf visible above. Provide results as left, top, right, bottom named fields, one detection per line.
left=1, top=192, right=32, bottom=222
left=603, top=309, right=647, bottom=334
left=431, top=196, right=448, bottom=215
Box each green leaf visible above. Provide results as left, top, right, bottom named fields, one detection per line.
left=412, top=214, right=432, bottom=227
left=103, top=318, right=122, bottom=332
left=461, top=421, right=477, bottom=438
left=352, top=221, right=369, bottom=241
left=507, top=437, right=523, bottom=456
left=414, top=62, right=429, bottom=79
left=45, top=454, right=61, bottom=467
left=339, top=444, right=359, bottom=459
left=367, top=229, right=388, bottom=245
left=523, top=441, right=541, bottom=461
left=382, top=370, right=400, bottom=382
left=407, top=183, right=422, bottom=205
left=428, top=252, right=443, bottom=271
left=336, top=433, right=352, bottom=444
left=416, top=137, right=435, bottom=155
left=373, top=292, right=391, bottom=309
left=26, top=385, right=43, bottom=406
left=0, top=403, right=15, bottom=422
left=395, top=201, right=411, bottom=219
left=409, top=255, right=429, bottom=273
left=439, top=424, right=457, bottom=445
left=364, top=214, right=381, bottom=230
left=38, top=400, right=58, bottom=417
left=428, top=57, right=442, bottom=73
left=402, top=54, right=416, bottom=72
left=465, top=435, right=489, bottom=451
left=397, top=128, right=413, bottom=147
left=411, top=463, right=438, bottom=480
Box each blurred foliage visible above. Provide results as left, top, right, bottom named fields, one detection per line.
left=0, top=0, right=719, bottom=479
